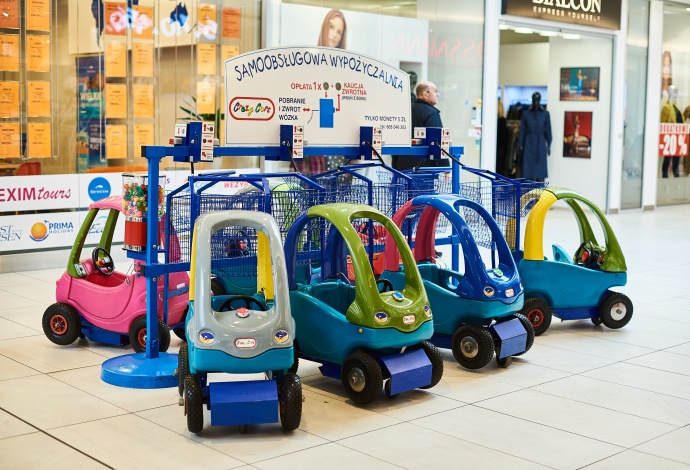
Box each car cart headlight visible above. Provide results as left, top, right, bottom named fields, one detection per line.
left=374, top=311, right=389, bottom=324
left=423, top=304, right=432, bottom=318
left=274, top=330, right=289, bottom=343
left=483, top=286, right=495, bottom=297
left=505, top=288, right=514, bottom=297
left=198, top=330, right=215, bottom=345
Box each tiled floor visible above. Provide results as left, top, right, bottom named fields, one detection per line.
left=1, top=204, right=690, bottom=469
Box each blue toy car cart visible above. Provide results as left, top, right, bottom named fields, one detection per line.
left=380, top=194, right=534, bottom=369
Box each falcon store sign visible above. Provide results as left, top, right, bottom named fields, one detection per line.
left=502, top=0, right=622, bottom=30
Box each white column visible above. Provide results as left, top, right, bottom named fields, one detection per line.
left=606, top=0, right=629, bottom=213
left=641, top=0, right=664, bottom=210
left=480, top=2, right=500, bottom=170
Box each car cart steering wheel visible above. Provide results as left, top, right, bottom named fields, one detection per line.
left=91, top=247, right=114, bottom=276
left=377, top=279, right=394, bottom=293
left=218, top=295, right=267, bottom=312
left=575, top=241, right=602, bottom=269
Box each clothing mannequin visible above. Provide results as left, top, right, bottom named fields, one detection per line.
left=660, top=85, right=682, bottom=178
left=518, top=92, right=552, bottom=181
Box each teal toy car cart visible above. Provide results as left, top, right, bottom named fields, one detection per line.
left=283, top=203, right=443, bottom=405
left=517, top=188, right=632, bottom=335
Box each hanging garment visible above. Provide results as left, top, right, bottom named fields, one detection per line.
left=519, top=107, right=552, bottom=180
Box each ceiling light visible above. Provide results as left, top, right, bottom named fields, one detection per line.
left=539, top=31, right=558, bottom=37
left=562, top=33, right=581, bottom=40
left=686, top=7, right=690, bottom=11
left=514, top=27, right=533, bottom=34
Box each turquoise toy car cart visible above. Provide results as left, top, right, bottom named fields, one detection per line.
left=179, top=210, right=301, bottom=434
left=283, top=203, right=443, bottom=405
left=379, top=194, right=533, bottom=369
left=517, top=188, right=632, bottom=335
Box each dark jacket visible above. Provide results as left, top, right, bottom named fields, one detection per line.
left=411, top=98, right=443, bottom=129
left=393, top=99, right=446, bottom=170
left=519, top=106, right=552, bottom=180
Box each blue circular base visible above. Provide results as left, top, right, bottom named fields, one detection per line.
left=101, top=352, right=178, bottom=389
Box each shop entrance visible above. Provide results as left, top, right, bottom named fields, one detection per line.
left=496, top=24, right=613, bottom=209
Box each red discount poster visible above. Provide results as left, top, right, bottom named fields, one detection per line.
left=659, top=123, right=689, bottom=157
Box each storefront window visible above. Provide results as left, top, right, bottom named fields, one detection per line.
left=621, top=0, right=649, bottom=209
left=0, top=0, right=261, bottom=177
left=657, top=1, right=690, bottom=205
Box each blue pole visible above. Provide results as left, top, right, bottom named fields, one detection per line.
left=145, top=153, right=161, bottom=359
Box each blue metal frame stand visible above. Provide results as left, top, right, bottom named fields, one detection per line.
left=100, top=122, right=463, bottom=389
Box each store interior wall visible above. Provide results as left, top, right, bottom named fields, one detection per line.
left=498, top=35, right=612, bottom=209
left=548, top=36, right=612, bottom=209
left=499, top=43, right=549, bottom=86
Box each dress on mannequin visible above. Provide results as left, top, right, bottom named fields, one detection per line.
left=660, top=85, right=682, bottom=178
left=518, top=92, right=552, bottom=181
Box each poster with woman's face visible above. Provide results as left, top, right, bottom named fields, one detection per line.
left=563, top=111, right=592, bottom=158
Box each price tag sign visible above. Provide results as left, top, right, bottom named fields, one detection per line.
left=659, top=123, right=689, bottom=157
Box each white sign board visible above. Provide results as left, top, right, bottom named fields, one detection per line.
left=224, top=47, right=411, bottom=147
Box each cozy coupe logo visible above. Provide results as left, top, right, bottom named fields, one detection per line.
left=229, top=97, right=275, bottom=121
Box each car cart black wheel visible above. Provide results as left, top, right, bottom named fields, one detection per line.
left=239, top=424, right=248, bottom=434
left=497, top=313, right=535, bottom=356
left=42, top=303, right=82, bottom=346
left=129, top=317, right=171, bottom=353
left=173, top=307, right=188, bottom=341
left=173, top=327, right=186, bottom=341
left=591, top=317, right=603, bottom=326
left=521, top=297, right=552, bottom=336
left=288, top=342, right=299, bottom=374
left=384, top=379, right=397, bottom=399
left=210, top=278, right=226, bottom=296
left=496, top=353, right=512, bottom=368
left=341, top=351, right=383, bottom=405
left=279, top=373, right=302, bottom=431
left=411, top=341, right=444, bottom=389
left=451, top=324, right=495, bottom=370
left=599, top=293, right=633, bottom=329
left=184, top=374, right=204, bottom=434
left=178, top=344, right=189, bottom=397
